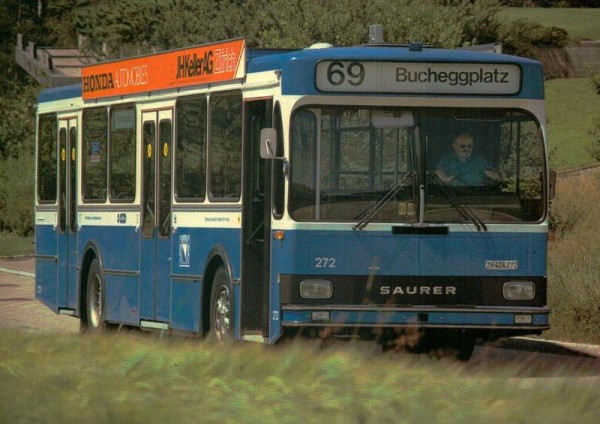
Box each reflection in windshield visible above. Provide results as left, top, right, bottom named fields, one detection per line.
left=428, top=172, right=487, bottom=231
left=353, top=171, right=415, bottom=230
left=289, top=107, right=545, bottom=225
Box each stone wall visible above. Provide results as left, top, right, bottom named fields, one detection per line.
left=537, top=41, right=600, bottom=79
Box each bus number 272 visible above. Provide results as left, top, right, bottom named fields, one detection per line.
left=314, top=257, right=336, bottom=268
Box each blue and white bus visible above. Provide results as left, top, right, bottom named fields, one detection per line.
left=35, top=33, right=552, bottom=359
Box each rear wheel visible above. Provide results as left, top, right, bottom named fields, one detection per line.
left=82, top=258, right=106, bottom=333
left=209, top=266, right=233, bottom=342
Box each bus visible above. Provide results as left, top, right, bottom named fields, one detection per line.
left=35, top=32, right=553, bottom=359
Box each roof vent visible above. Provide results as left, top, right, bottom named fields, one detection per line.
left=305, top=42, right=333, bottom=49
left=408, top=42, right=423, bottom=52
left=369, top=24, right=384, bottom=44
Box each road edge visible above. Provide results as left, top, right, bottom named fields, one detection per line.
left=0, top=266, right=35, bottom=278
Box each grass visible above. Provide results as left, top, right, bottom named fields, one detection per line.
left=498, top=7, right=600, bottom=41
left=0, top=231, right=34, bottom=257
left=0, top=331, right=599, bottom=423
left=545, top=78, right=600, bottom=170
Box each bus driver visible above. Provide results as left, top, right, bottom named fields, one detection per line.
left=435, top=133, right=501, bottom=186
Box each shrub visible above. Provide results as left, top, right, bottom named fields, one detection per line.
left=546, top=174, right=600, bottom=343
left=498, top=19, right=569, bottom=58
left=0, top=153, right=34, bottom=236
left=587, top=66, right=600, bottom=161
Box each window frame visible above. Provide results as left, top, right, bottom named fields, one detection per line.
left=36, top=113, right=58, bottom=204
left=174, top=95, right=208, bottom=203
left=108, top=104, right=137, bottom=203
left=81, top=106, right=108, bottom=204
left=207, top=90, right=243, bottom=203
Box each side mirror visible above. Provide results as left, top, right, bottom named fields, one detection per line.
left=260, top=128, right=286, bottom=161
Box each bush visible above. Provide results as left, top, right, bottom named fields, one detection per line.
left=587, top=66, right=600, bottom=161
left=498, top=19, right=569, bottom=58
left=0, top=153, right=34, bottom=236
left=546, top=174, right=600, bottom=343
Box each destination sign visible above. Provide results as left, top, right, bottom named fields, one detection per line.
left=82, top=38, right=246, bottom=100
left=315, top=61, right=521, bottom=95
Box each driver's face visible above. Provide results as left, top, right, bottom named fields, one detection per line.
left=452, top=135, right=474, bottom=161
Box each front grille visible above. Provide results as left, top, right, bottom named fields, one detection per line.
left=279, top=275, right=546, bottom=307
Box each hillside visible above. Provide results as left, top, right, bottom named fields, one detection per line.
left=546, top=78, right=600, bottom=170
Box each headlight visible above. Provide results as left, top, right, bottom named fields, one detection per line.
left=503, top=281, right=535, bottom=301
left=300, top=279, right=333, bottom=299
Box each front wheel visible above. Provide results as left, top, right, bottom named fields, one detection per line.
left=82, top=258, right=106, bottom=333
left=209, top=266, right=233, bottom=343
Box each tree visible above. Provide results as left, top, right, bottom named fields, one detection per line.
left=0, top=0, right=44, bottom=234
left=68, top=0, right=505, bottom=54
left=0, top=83, right=37, bottom=235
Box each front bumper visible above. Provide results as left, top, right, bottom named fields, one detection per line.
left=281, top=305, right=550, bottom=330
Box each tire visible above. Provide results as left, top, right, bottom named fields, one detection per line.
left=452, top=334, right=477, bottom=361
left=82, top=258, right=106, bottom=333
left=209, top=266, right=233, bottom=342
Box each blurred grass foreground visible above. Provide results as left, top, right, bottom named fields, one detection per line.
left=1, top=331, right=599, bottom=423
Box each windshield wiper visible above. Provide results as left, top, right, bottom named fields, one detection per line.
left=353, top=171, right=415, bottom=231
left=427, top=173, right=487, bottom=232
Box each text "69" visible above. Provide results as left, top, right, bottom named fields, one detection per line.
left=326, top=61, right=365, bottom=86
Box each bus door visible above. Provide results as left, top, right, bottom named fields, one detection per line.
left=57, top=118, right=78, bottom=310
left=241, top=100, right=272, bottom=338
left=140, top=109, right=173, bottom=323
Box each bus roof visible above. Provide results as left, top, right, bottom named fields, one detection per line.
left=38, top=44, right=544, bottom=103
left=247, top=45, right=544, bottom=99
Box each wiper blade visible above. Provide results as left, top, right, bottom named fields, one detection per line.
left=353, top=171, right=415, bottom=231
left=428, top=174, right=487, bottom=232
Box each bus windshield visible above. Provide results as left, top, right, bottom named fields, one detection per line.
left=289, top=106, right=545, bottom=225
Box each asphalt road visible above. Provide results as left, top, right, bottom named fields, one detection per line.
left=0, top=257, right=79, bottom=334
left=1, top=257, right=599, bottom=379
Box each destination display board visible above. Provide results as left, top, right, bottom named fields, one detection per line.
left=82, top=38, right=246, bottom=100
left=315, top=61, right=521, bottom=95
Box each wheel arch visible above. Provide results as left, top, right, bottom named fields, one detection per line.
left=201, top=244, right=235, bottom=334
left=79, top=241, right=103, bottom=323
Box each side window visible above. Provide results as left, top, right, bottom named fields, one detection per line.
left=82, top=107, right=108, bottom=202
left=175, top=96, right=206, bottom=202
left=209, top=91, right=242, bottom=201
left=158, top=119, right=172, bottom=237
left=142, top=121, right=156, bottom=238
left=109, top=105, right=136, bottom=202
left=69, top=126, right=77, bottom=232
left=58, top=128, right=67, bottom=233
left=272, top=104, right=285, bottom=218
left=290, top=109, right=317, bottom=215
left=37, top=114, right=57, bottom=203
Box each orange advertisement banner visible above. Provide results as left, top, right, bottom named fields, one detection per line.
left=82, top=38, right=246, bottom=100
